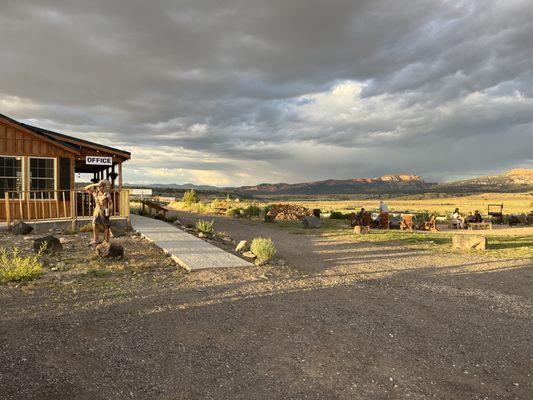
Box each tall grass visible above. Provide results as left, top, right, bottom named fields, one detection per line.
left=0, top=246, right=45, bottom=283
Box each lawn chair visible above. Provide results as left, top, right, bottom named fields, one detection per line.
left=399, top=214, right=413, bottom=231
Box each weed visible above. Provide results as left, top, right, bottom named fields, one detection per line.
left=182, top=190, right=200, bottom=204
left=0, top=245, right=45, bottom=283
left=250, top=237, right=277, bottom=262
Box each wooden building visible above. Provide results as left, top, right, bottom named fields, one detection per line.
left=0, top=113, right=131, bottom=225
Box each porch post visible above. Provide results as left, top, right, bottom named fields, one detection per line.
left=118, top=162, right=123, bottom=191
left=5, top=193, right=11, bottom=231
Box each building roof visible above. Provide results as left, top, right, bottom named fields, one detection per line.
left=0, top=113, right=131, bottom=159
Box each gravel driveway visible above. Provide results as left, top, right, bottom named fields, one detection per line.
left=1, top=212, right=532, bottom=399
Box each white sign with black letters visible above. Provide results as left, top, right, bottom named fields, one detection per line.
left=86, top=156, right=112, bottom=166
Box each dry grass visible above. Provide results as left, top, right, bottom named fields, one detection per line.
left=277, top=192, right=533, bottom=216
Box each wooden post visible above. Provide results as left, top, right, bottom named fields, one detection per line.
left=70, top=190, right=76, bottom=230
left=5, top=193, right=11, bottom=230
left=118, top=162, right=123, bottom=191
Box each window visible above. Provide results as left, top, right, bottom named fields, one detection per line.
left=0, top=156, right=23, bottom=198
left=30, top=157, right=56, bottom=199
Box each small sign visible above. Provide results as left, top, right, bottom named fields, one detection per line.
left=86, top=156, right=112, bottom=166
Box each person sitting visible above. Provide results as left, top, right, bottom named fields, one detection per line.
left=473, top=210, right=483, bottom=223
left=352, top=207, right=365, bottom=226
left=450, top=208, right=464, bottom=229
left=379, top=200, right=389, bottom=213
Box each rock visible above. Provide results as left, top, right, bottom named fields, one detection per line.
left=198, top=232, right=206, bottom=238
left=277, top=259, right=286, bottom=267
left=110, top=226, right=126, bottom=238
left=353, top=225, right=370, bottom=234
left=96, top=242, right=124, bottom=258
left=255, top=259, right=268, bottom=266
left=173, top=219, right=182, bottom=226
left=242, top=251, right=256, bottom=259
left=11, top=220, right=33, bottom=235
left=302, top=215, right=321, bottom=229
left=235, top=240, right=249, bottom=252
left=452, top=235, right=486, bottom=250
left=23, top=236, right=33, bottom=241
left=59, top=237, right=71, bottom=244
left=34, top=236, right=63, bottom=254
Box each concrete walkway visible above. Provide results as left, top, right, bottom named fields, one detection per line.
left=130, top=214, right=252, bottom=271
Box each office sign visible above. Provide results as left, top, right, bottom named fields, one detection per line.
left=86, top=156, right=112, bottom=166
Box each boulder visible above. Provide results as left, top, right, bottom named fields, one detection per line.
left=235, top=240, right=249, bottom=252
left=11, top=220, right=33, bottom=235
left=34, top=235, right=63, bottom=254
left=452, top=235, right=486, bottom=250
left=353, top=225, right=370, bottom=234
left=96, top=242, right=124, bottom=258
left=302, top=215, right=321, bottom=229
left=110, top=226, right=126, bottom=238
left=242, top=251, right=256, bottom=259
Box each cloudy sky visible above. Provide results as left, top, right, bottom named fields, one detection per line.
left=1, top=0, right=532, bottom=185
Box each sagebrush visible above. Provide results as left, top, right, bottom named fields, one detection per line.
left=182, top=190, right=200, bottom=204
left=0, top=246, right=45, bottom=283
left=250, top=237, right=277, bottom=262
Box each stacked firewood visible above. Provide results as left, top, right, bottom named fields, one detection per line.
left=266, top=204, right=311, bottom=221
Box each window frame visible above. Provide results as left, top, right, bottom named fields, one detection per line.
left=0, top=155, right=24, bottom=199
left=29, top=156, right=57, bottom=200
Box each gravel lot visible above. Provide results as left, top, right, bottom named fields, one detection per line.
left=1, top=215, right=532, bottom=399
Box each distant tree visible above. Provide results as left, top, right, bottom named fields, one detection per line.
left=182, top=190, right=200, bottom=204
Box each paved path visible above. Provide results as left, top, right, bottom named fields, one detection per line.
left=130, top=214, right=252, bottom=271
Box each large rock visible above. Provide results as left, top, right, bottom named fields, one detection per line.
left=302, top=215, right=321, bottom=229
left=11, top=220, right=33, bottom=235
left=110, top=225, right=126, bottom=238
left=34, top=235, right=63, bottom=254
left=96, top=242, right=124, bottom=258
left=452, top=235, right=486, bottom=250
left=235, top=240, right=249, bottom=252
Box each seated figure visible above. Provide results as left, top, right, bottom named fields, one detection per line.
left=450, top=208, right=464, bottom=229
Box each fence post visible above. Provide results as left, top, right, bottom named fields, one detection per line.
left=70, top=190, right=76, bottom=230
left=5, top=193, right=11, bottom=231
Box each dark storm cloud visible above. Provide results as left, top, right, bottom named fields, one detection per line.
left=1, top=0, right=532, bottom=184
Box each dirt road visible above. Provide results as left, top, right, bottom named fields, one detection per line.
left=1, top=213, right=532, bottom=399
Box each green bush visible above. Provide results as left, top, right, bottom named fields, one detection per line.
left=0, top=246, right=44, bottom=283
left=329, top=211, right=346, bottom=219
left=196, top=219, right=214, bottom=234
left=243, top=204, right=262, bottom=217
left=182, top=190, right=200, bottom=204
left=226, top=207, right=242, bottom=217
left=166, top=215, right=179, bottom=223
left=250, top=237, right=277, bottom=262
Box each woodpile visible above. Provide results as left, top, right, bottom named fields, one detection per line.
left=266, top=204, right=311, bottom=221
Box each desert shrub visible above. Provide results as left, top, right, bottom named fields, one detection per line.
left=329, top=211, right=346, bottom=219
left=250, top=237, right=277, bottom=262
left=195, top=219, right=214, bottom=234
left=209, top=198, right=227, bottom=211
left=182, top=190, right=200, bottom=204
left=226, top=207, right=243, bottom=217
left=166, top=215, right=179, bottom=223
left=0, top=246, right=44, bottom=283
left=243, top=204, right=262, bottom=217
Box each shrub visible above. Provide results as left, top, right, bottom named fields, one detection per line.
left=182, top=190, right=200, bottom=204
left=196, top=219, right=214, bottom=234
left=243, top=204, right=262, bottom=217
left=0, top=246, right=44, bottom=283
left=166, top=215, right=179, bottom=223
left=226, top=207, right=243, bottom=217
left=329, top=211, right=346, bottom=219
left=250, top=237, right=277, bottom=262
left=209, top=198, right=227, bottom=211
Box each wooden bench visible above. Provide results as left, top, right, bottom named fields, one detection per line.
left=140, top=200, right=169, bottom=218
left=467, top=222, right=492, bottom=230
